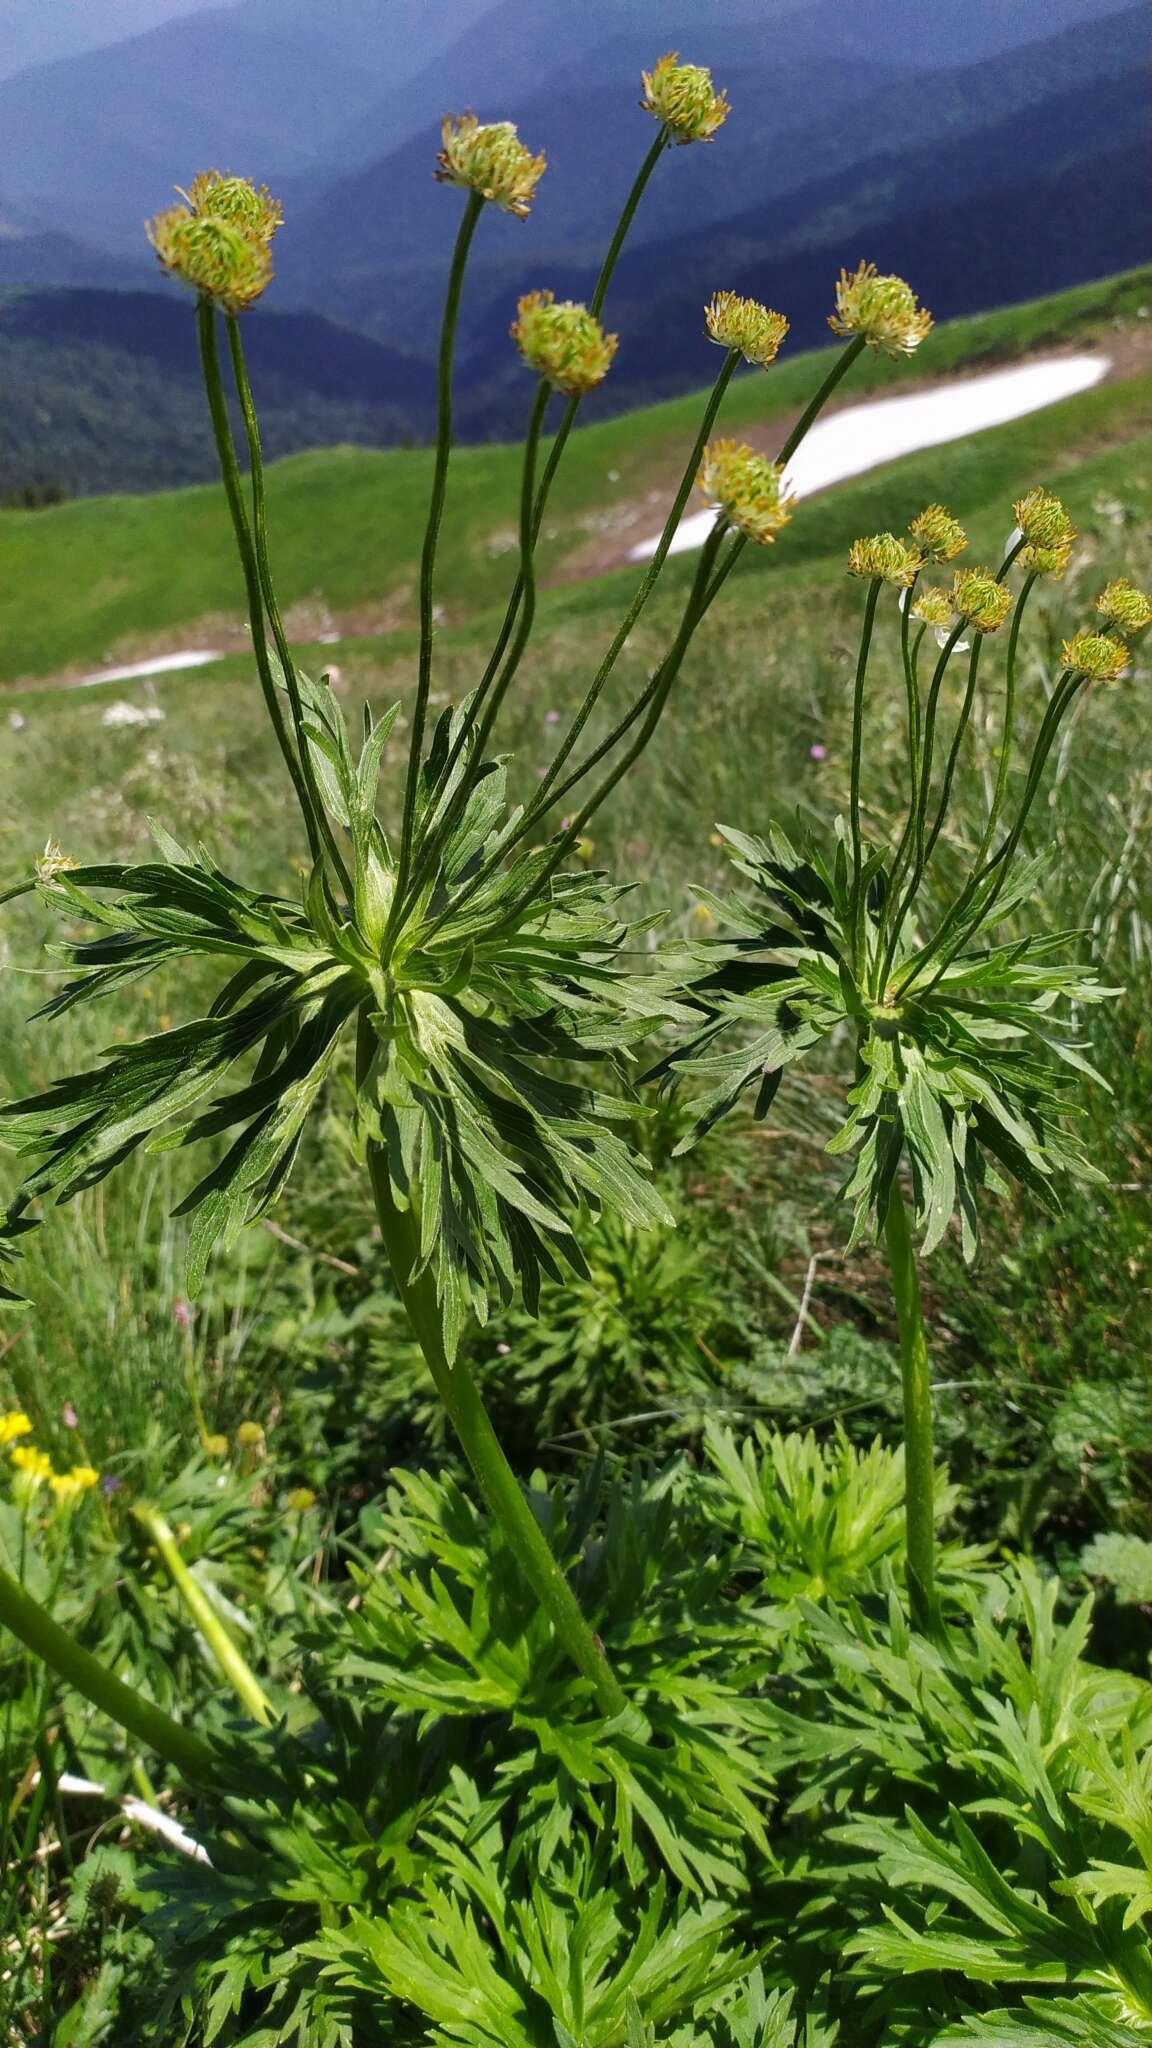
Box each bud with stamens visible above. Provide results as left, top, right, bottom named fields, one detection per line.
left=951, top=569, right=1013, bottom=633
left=1096, top=577, right=1152, bottom=636
left=182, top=170, right=282, bottom=245
left=704, top=292, right=788, bottom=368
left=908, top=504, right=966, bottom=563
left=698, top=441, right=793, bottom=546
left=147, top=205, right=273, bottom=310
left=640, top=52, right=730, bottom=144
left=1061, top=630, right=1129, bottom=681
left=911, top=587, right=955, bottom=629
left=847, top=534, right=920, bottom=586
left=1013, top=486, right=1074, bottom=551
left=435, top=115, right=545, bottom=218
left=511, top=290, right=617, bottom=395
left=828, top=261, right=933, bottom=357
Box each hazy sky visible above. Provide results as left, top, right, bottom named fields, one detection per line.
left=0, top=0, right=227, bottom=82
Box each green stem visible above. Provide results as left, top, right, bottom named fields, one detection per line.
left=589, top=129, right=668, bottom=317
left=973, top=570, right=1039, bottom=872
left=133, top=1504, right=274, bottom=1726
left=390, top=191, right=484, bottom=929
left=777, top=335, right=867, bottom=469
left=364, top=1129, right=627, bottom=1717
left=0, top=1565, right=219, bottom=1782
left=195, top=297, right=319, bottom=861
left=225, top=315, right=353, bottom=897
left=883, top=1181, right=942, bottom=1636
left=848, top=578, right=882, bottom=981
left=919, top=632, right=985, bottom=872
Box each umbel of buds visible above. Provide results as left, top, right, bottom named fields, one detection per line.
left=640, top=51, right=730, bottom=143
left=829, top=260, right=933, bottom=357
left=951, top=568, right=1013, bottom=632
left=704, top=291, right=789, bottom=368
left=512, top=290, right=618, bottom=396
left=147, top=182, right=278, bottom=311
left=181, top=169, right=282, bottom=244
left=1061, top=629, right=1130, bottom=682
left=698, top=440, right=793, bottom=546
left=435, top=114, right=545, bottom=218
left=911, top=587, right=955, bottom=629
left=908, top=503, right=967, bottom=563
left=1097, top=576, right=1152, bottom=635
left=1012, top=485, right=1076, bottom=576
left=847, top=534, right=921, bottom=586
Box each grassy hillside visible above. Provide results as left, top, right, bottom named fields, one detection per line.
left=1, top=265, right=1148, bottom=686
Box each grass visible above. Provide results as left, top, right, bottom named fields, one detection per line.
left=1, top=263, right=1148, bottom=685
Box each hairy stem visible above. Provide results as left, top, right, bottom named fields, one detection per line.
left=0, top=1565, right=219, bottom=1782
left=133, top=1505, right=274, bottom=1727
left=195, top=297, right=319, bottom=861
left=364, top=1129, right=627, bottom=1717
left=883, top=1181, right=942, bottom=1636
left=390, top=191, right=484, bottom=928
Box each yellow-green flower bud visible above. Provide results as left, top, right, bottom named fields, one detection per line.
left=1022, top=537, right=1073, bottom=578
left=951, top=569, right=1013, bottom=633
left=235, top=1419, right=265, bottom=1447
left=285, top=1486, right=317, bottom=1513
left=435, top=115, right=545, bottom=218
left=203, top=1433, right=229, bottom=1459
left=828, top=261, right=933, bottom=357
left=50, top=1464, right=99, bottom=1504
left=146, top=205, right=273, bottom=310
left=1060, top=630, right=1129, bottom=681
left=697, top=440, right=793, bottom=546
left=908, top=503, right=966, bottom=563
left=182, top=170, right=282, bottom=245
left=1097, top=577, right=1152, bottom=635
left=511, top=290, right=617, bottom=395
left=911, top=586, right=955, bottom=629
left=847, top=534, right=920, bottom=586
left=704, top=291, right=788, bottom=367
left=1012, top=486, right=1073, bottom=550
left=640, top=52, right=730, bottom=144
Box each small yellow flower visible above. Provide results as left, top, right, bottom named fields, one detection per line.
left=235, top=1420, right=265, bottom=1447
left=35, top=840, right=75, bottom=884
left=691, top=902, right=717, bottom=932
left=951, top=568, right=1013, bottom=633
left=1013, top=486, right=1073, bottom=550
left=847, top=534, right=920, bottom=587
left=908, top=504, right=966, bottom=563
left=203, top=1433, right=229, bottom=1459
left=1097, top=577, right=1152, bottom=635
left=50, top=1465, right=99, bottom=1504
left=285, top=1486, right=317, bottom=1513
left=911, top=586, right=955, bottom=629
left=10, top=1445, right=53, bottom=1486
left=698, top=440, right=793, bottom=547
left=574, top=836, right=596, bottom=864
left=1061, top=630, right=1129, bottom=682
left=0, top=1412, right=33, bottom=1448
left=511, top=290, right=617, bottom=396
left=704, top=292, right=788, bottom=368
left=181, top=170, right=282, bottom=245
left=1022, top=538, right=1074, bottom=578
left=829, top=261, right=933, bottom=357
left=435, top=115, right=545, bottom=218
left=146, top=205, right=273, bottom=310
left=640, top=52, right=729, bottom=144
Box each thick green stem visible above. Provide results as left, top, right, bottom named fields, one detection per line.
left=390, top=192, right=484, bottom=926
left=133, top=1505, right=274, bottom=1727
left=365, top=1137, right=626, bottom=1717
left=883, top=1182, right=942, bottom=1636
left=0, top=1565, right=218, bottom=1782
left=195, top=298, right=319, bottom=861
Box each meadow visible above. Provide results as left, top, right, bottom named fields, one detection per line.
left=1, top=119, right=1151, bottom=2046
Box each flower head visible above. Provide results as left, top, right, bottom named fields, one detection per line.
left=435, top=115, right=545, bottom=218
left=235, top=1420, right=265, bottom=1447
left=50, top=1465, right=99, bottom=1505
left=908, top=504, right=967, bottom=563
left=286, top=1486, right=317, bottom=1513
left=147, top=205, right=273, bottom=310
left=1061, top=630, right=1129, bottom=682
left=35, top=840, right=75, bottom=884
left=697, top=440, right=793, bottom=546
left=828, top=261, right=933, bottom=357
left=203, top=1432, right=229, bottom=1458
left=10, top=1444, right=52, bottom=1487
left=847, top=533, right=920, bottom=586
left=640, top=53, right=729, bottom=144
left=910, top=586, right=955, bottom=629
left=0, top=1411, right=33, bottom=1447
left=704, top=292, right=788, bottom=368
left=511, top=290, right=617, bottom=395
left=951, top=568, right=1013, bottom=633
left=181, top=170, right=282, bottom=245
left=1097, top=577, right=1152, bottom=635
left=1013, top=486, right=1073, bottom=550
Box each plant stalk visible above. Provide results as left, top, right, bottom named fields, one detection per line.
left=364, top=1132, right=627, bottom=1718
left=133, top=1505, right=274, bottom=1727
left=883, top=1180, right=942, bottom=1636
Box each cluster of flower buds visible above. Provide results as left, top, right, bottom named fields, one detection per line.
left=435, top=114, right=546, bottom=218
left=950, top=568, right=1013, bottom=633
left=908, top=503, right=968, bottom=564
left=148, top=168, right=282, bottom=311
left=697, top=440, right=793, bottom=546
left=704, top=291, right=789, bottom=368
left=1061, top=577, right=1150, bottom=682
left=640, top=52, right=730, bottom=143
left=1012, top=486, right=1076, bottom=577
left=3, top=1411, right=99, bottom=1505
left=512, top=290, right=618, bottom=395
left=847, top=534, right=922, bottom=587
left=829, top=261, right=934, bottom=357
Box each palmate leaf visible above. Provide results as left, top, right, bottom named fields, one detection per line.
left=655, top=818, right=1118, bottom=1260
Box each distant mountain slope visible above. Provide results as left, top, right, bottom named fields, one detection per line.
left=0, top=290, right=434, bottom=498
left=0, top=0, right=228, bottom=85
